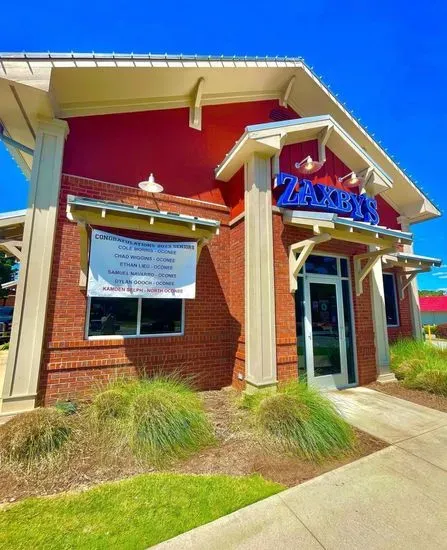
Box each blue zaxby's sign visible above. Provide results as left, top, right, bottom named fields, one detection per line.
left=276, top=172, right=379, bottom=226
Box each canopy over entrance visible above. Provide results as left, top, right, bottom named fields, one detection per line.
left=283, top=210, right=413, bottom=296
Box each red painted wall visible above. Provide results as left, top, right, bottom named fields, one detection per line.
left=63, top=100, right=287, bottom=206
left=63, top=101, right=401, bottom=228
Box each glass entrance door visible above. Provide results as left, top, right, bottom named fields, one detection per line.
left=304, top=276, right=349, bottom=388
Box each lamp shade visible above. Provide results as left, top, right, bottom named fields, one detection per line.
left=138, top=173, right=164, bottom=193
left=342, top=172, right=364, bottom=187
left=295, top=156, right=324, bottom=175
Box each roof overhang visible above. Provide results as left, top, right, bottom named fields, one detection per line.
left=383, top=251, right=442, bottom=269
left=215, top=115, right=392, bottom=196
left=0, top=210, right=26, bottom=236
left=282, top=209, right=413, bottom=247
left=0, top=52, right=440, bottom=223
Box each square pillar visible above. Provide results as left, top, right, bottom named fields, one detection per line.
left=1, top=119, right=69, bottom=415
left=244, top=153, right=277, bottom=391
left=399, top=217, right=423, bottom=340
left=369, top=246, right=396, bottom=383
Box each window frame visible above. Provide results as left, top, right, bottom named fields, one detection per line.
left=382, top=272, right=400, bottom=328
left=85, top=296, right=185, bottom=340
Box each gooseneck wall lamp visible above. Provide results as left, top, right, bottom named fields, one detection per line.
left=337, top=172, right=364, bottom=187
left=295, top=156, right=325, bottom=175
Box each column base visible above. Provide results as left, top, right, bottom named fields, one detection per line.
left=0, top=394, right=36, bottom=415
left=376, top=372, right=397, bottom=384
left=244, top=379, right=277, bottom=395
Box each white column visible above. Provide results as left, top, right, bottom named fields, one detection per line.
left=244, top=153, right=277, bottom=391
left=369, top=246, right=396, bottom=383
left=1, top=119, right=69, bottom=415
left=399, top=217, right=423, bottom=340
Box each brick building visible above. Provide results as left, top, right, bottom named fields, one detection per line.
left=0, top=53, right=441, bottom=414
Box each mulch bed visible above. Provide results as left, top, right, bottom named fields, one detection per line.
left=368, top=382, right=447, bottom=413
left=171, top=388, right=386, bottom=487
left=0, top=388, right=386, bottom=503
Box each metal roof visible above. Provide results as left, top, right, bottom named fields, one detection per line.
left=66, top=195, right=221, bottom=229
left=282, top=209, right=413, bottom=243
left=393, top=252, right=442, bottom=267
left=0, top=209, right=26, bottom=220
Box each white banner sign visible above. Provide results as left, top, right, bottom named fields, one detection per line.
left=87, top=230, right=197, bottom=299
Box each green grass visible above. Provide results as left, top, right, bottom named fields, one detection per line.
left=0, top=473, right=284, bottom=550
left=243, top=381, right=356, bottom=461
left=390, top=339, right=447, bottom=396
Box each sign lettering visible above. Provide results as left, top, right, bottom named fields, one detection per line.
left=88, top=229, right=197, bottom=299
left=276, top=172, right=379, bottom=225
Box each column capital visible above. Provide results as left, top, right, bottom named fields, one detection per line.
left=36, top=117, right=69, bottom=139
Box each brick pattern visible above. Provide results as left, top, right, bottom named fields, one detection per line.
left=39, top=175, right=242, bottom=404
left=385, top=268, right=413, bottom=342
left=229, top=218, right=245, bottom=390
left=272, top=213, right=377, bottom=386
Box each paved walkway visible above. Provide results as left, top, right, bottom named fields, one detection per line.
left=154, top=388, right=447, bottom=550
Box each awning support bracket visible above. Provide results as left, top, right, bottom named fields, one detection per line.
left=398, top=268, right=429, bottom=300
left=0, top=239, right=23, bottom=260
left=289, top=233, right=332, bottom=292
left=353, top=247, right=395, bottom=296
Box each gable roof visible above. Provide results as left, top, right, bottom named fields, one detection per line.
left=0, top=52, right=440, bottom=223
left=420, top=296, right=447, bottom=312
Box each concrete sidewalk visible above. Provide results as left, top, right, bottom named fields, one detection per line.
left=153, top=388, right=447, bottom=550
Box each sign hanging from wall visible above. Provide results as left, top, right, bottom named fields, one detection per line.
left=275, top=172, right=380, bottom=225
left=87, top=229, right=197, bottom=299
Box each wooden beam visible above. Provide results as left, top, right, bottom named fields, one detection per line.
left=289, top=233, right=331, bottom=292
left=78, top=222, right=89, bottom=288
left=0, top=239, right=23, bottom=260
left=189, top=77, right=205, bottom=130
left=353, top=247, right=395, bottom=296
left=279, top=75, right=296, bottom=108
left=318, top=125, right=333, bottom=163
left=398, top=268, right=430, bottom=299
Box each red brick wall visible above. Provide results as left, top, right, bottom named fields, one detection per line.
left=272, top=212, right=378, bottom=386
left=229, top=217, right=246, bottom=390
left=385, top=268, right=413, bottom=342
left=39, top=174, right=243, bottom=405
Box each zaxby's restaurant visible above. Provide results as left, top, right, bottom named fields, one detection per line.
left=0, top=53, right=442, bottom=415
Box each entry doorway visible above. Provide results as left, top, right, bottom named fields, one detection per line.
left=295, top=254, right=357, bottom=389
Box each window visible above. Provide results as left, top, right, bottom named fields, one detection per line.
left=87, top=297, right=184, bottom=338
left=383, top=273, right=399, bottom=327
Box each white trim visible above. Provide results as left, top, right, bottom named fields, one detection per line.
left=383, top=272, right=400, bottom=328
left=85, top=296, right=185, bottom=340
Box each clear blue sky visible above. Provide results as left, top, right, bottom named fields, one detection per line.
left=1, top=0, right=446, bottom=289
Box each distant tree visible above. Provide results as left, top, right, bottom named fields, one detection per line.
left=419, top=289, right=446, bottom=297
left=0, top=252, right=16, bottom=301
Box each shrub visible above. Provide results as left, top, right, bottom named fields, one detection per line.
left=131, top=385, right=214, bottom=463
left=254, top=381, right=355, bottom=461
left=93, top=389, right=130, bottom=420
left=0, top=341, right=9, bottom=351
left=437, top=323, right=447, bottom=339
left=0, top=408, right=71, bottom=464
left=392, top=358, right=426, bottom=381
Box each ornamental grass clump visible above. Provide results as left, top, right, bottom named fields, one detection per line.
left=390, top=339, right=447, bottom=395
left=0, top=408, right=71, bottom=465
left=93, top=388, right=130, bottom=420
left=130, top=384, right=214, bottom=463
left=254, top=381, right=355, bottom=461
